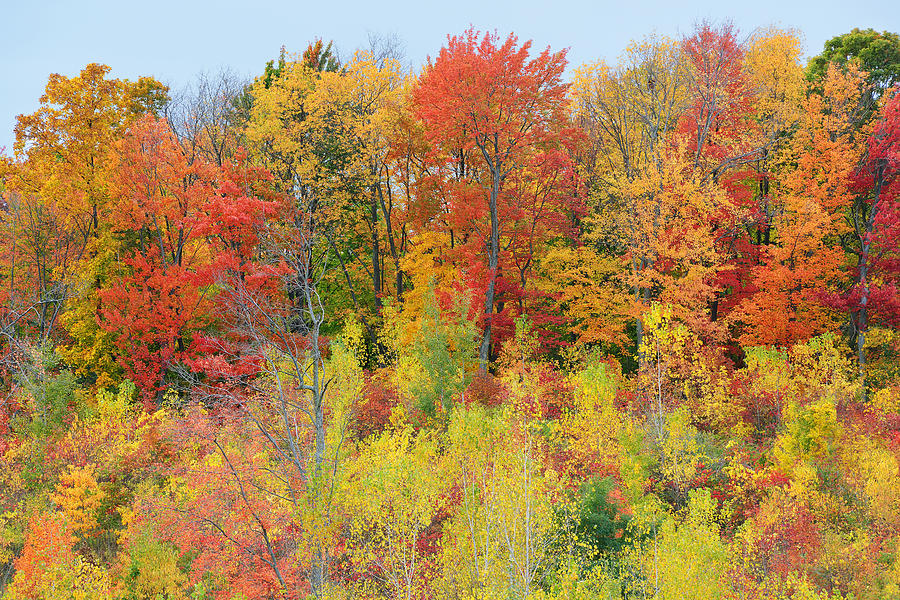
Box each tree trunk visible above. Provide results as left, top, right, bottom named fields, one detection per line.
left=377, top=180, right=404, bottom=300
left=856, top=163, right=885, bottom=402
left=371, top=189, right=382, bottom=310
left=479, top=160, right=501, bottom=372
left=306, top=259, right=328, bottom=598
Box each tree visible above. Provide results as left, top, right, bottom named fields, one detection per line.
left=678, top=22, right=769, bottom=331
left=731, top=65, right=859, bottom=347
left=187, top=251, right=362, bottom=599
left=440, top=402, right=559, bottom=600
left=0, top=190, right=80, bottom=343
left=536, top=245, right=631, bottom=352
left=571, top=34, right=721, bottom=352
left=1, top=65, right=167, bottom=372
left=384, top=281, right=477, bottom=421
left=167, top=68, right=250, bottom=167
left=11, top=64, right=167, bottom=242
left=344, top=427, right=450, bottom=600
left=412, top=28, right=572, bottom=370
left=680, top=21, right=757, bottom=178
left=569, top=476, right=631, bottom=563
left=836, top=88, right=900, bottom=394
left=807, top=28, right=900, bottom=94
left=4, top=512, right=112, bottom=599
left=131, top=411, right=303, bottom=599
left=92, top=114, right=277, bottom=403
left=95, top=115, right=215, bottom=403
left=740, top=26, right=806, bottom=281
left=338, top=50, right=408, bottom=315
left=246, top=43, right=397, bottom=340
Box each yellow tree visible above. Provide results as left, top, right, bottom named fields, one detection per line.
left=439, top=322, right=560, bottom=600
left=535, top=245, right=631, bottom=353
left=572, top=36, right=731, bottom=350
left=552, top=355, right=623, bottom=478
left=339, top=51, right=409, bottom=310
left=441, top=403, right=559, bottom=600
left=247, top=45, right=412, bottom=333
left=744, top=27, right=805, bottom=151
left=344, top=427, right=450, bottom=600
left=11, top=64, right=167, bottom=241
left=1, top=65, right=166, bottom=362
left=743, top=25, right=804, bottom=232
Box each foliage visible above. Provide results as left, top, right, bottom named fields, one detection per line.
left=807, top=28, right=900, bottom=92
left=2, top=23, right=900, bottom=600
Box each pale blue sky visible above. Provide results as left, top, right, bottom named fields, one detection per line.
left=2, top=0, right=898, bottom=154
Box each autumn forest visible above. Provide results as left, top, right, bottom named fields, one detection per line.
left=1, top=22, right=900, bottom=600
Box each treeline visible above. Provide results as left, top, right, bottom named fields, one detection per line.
left=0, top=23, right=899, bottom=600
